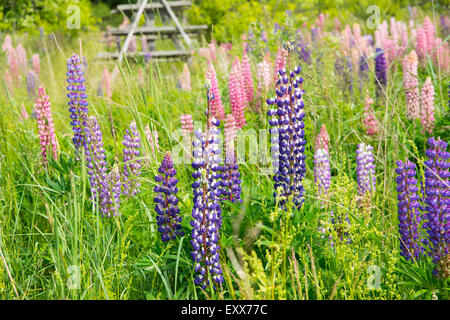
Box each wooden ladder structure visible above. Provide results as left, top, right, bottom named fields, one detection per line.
left=98, top=0, right=207, bottom=63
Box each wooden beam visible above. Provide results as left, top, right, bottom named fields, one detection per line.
left=97, top=50, right=190, bottom=60
left=161, top=0, right=191, bottom=47
left=116, top=0, right=149, bottom=65
left=111, top=1, right=191, bottom=14
left=108, top=25, right=208, bottom=36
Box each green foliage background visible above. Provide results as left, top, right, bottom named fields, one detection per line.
left=189, top=0, right=449, bottom=42
left=0, top=0, right=97, bottom=34
left=1, top=0, right=449, bottom=40
left=0, top=0, right=448, bottom=301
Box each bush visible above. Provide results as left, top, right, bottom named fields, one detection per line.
left=0, top=0, right=98, bottom=34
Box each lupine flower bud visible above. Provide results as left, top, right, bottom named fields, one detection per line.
left=84, top=116, right=120, bottom=217
left=395, top=160, right=423, bottom=261
left=209, top=41, right=217, bottom=61
left=221, top=114, right=241, bottom=203
left=356, top=143, right=376, bottom=195
left=441, top=14, right=450, bottom=38
left=16, top=43, right=27, bottom=72
left=241, top=52, right=254, bottom=104
left=358, top=54, right=369, bottom=91
left=363, top=92, right=379, bottom=136
left=138, top=68, right=144, bottom=87
left=314, top=149, right=331, bottom=198
left=141, top=34, right=148, bottom=52
left=420, top=77, right=435, bottom=134
left=66, top=53, right=88, bottom=150
left=374, top=48, right=387, bottom=98
left=434, top=38, right=450, bottom=74
left=180, top=114, right=194, bottom=159
left=26, top=70, right=37, bottom=100
left=180, top=63, right=191, bottom=91
left=35, top=87, right=58, bottom=165
left=335, top=55, right=353, bottom=101
left=3, top=70, right=12, bottom=92
left=1, top=34, right=12, bottom=52
left=145, top=124, right=159, bottom=161
left=20, top=105, right=28, bottom=121
left=424, top=137, right=449, bottom=278
left=128, top=35, right=137, bottom=53
left=154, top=152, right=184, bottom=242
left=190, top=94, right=224, bottom=287
left=119, top=16, right=130, bottom=29
left=180, top=114, right=194, bottom=135
left=101, top=66, right=112, bottom=99
left=198, top=47, right=212, bottom=61
left=273, top=46, right=287, bottom=81
left=229, top=58, right=247, bottom=128
left=423, top=16, right=436, bottom=56
left=416, top=27, right=427, bottom=61
left=255, top=59, right=272, bottom=112
left=402, top=50, right=420, bottom=119
left=122, top=122, right=142, bottom=197
left=268, top=62, right=307, bottom=210
left=257, top=60, right=271, bottom=93
left=7, top=46, right=19, bottom=81
left=206, top=62, right=225, bottom=120
left=224, top=114, right=237, bottom=165
left=296, top=40, right=312, bottom=65
left=334, top=18, right=341, bottom=32
left=316, top=124, right=330, bottom=154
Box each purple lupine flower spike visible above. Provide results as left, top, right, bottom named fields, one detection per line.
left=221, top=114, right=242, bottom=203
left=122, top=121, right=142, bottom=197
left=335, top=55, right=353, bottom=101
left=395, top=160, right=423, bottom=261
left=358, top=54, right=369, bottom=92
left=84, top=116, right=120, bottom=217
left=26, top=70, right=37, bottom=100
left=356, top=143, right=376, bottom=195
left=374, top=48, right=387, bottom=99
left=314, top=148, right=331, bottom=198
left=424, top=137, right=450, bottom=278
left=447, top=80, right=449, bottom=113
left=67, top=53, right=88, bottom=150
left=267, top=44, right=306, bottom=210
left=154, top=152, right=184, bottom=242
left=190, top=86, right=223, bottom=289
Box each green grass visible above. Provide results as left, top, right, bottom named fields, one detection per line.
left=0, top=15, right=449, bottom=300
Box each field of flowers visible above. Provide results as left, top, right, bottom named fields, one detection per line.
left=0, top=4, right=448, bottom=301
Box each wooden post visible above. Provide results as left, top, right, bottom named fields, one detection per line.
left=161, top=0, right=192, bottom=47
left=116, top=0, right=149, bottom=65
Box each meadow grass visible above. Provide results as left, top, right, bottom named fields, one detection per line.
left=0, top=22, right=448, bottom=300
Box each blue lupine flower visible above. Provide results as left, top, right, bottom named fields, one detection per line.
left=314, top=148, right=331, bottom=198
left=122, top=122, right=142, bottom=197
left=154, top=152, right=184, bottom=242
left=84, top=116, right=120, bottom=217
left=395, top=160, right=423, bottom=261
left=359, top=54, right=369, bottom=93
left=356, top=143, right=376, bottom=195
left=66, top=53, right=88, bottom=149
left=190, top=87, right=224, bottom=289
left=267, top=45, right=306, bottom=210
left=374, top=48, right=387, bottom=98
left=335, top=55, right=353, bottom=101
left=424, top=137, right=449, bottom=278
